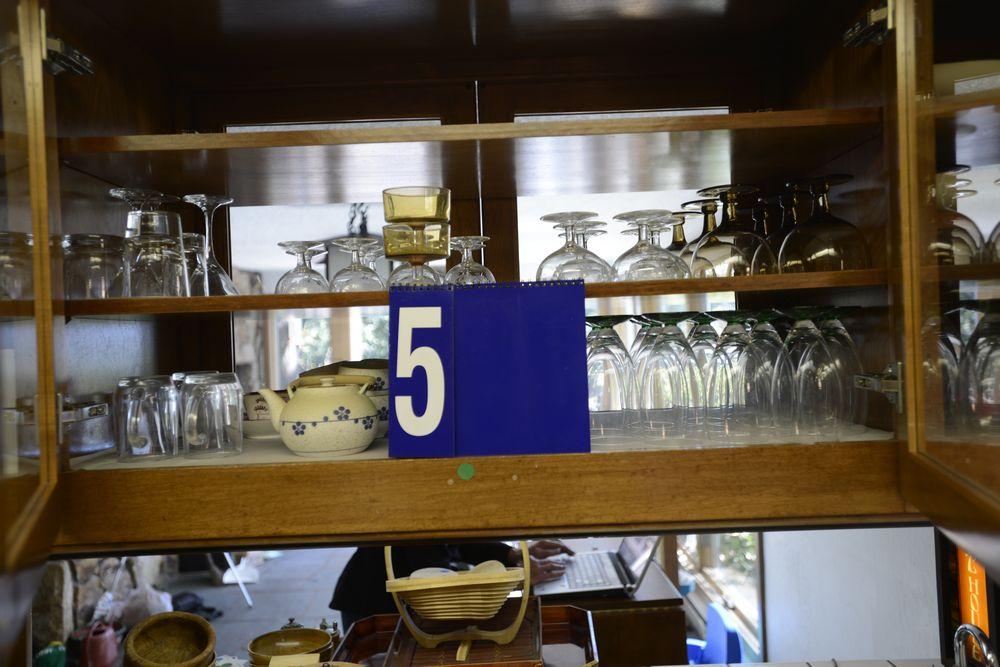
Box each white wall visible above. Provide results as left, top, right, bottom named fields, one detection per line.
left=764, top=527, right=940, bottom=662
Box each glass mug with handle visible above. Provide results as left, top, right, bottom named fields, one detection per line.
left=182, top=372, right=244, bottom=457
left=115, top=376, right=181, bottom=461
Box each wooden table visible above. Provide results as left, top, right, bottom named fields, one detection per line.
left=538, top=538, right=687, bottom=667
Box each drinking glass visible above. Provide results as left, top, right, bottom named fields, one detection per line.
left=777, top=175, right=870, bottom=273
left=612, top=210, right=690, bottom=281
left=586, top=315, right=634, bottom=443
left=743, top=309, right=787, bottom=436
left=958, top=303, right=1000, bottom=437
left=922, top=314, right=960, bottom=438
left=388, top=261, right=445, bottom=286
left=182, top=194, right=239, bottom=295
left=182, top=233, right=208, bottom=293
left=930, top=166, right=983, bottom=265
left=110, top=188, right=180, bottom=236
left=62, top=234, right=126, bottom=299
left=128, top=235, right=187, bottom=297
left=704, top=311, right=754, bottom=442
left=446, top=236, right=496, bottom=285
left=988, top=177, right=1000, bottom=263
left=770, top=307, right=843, bottom=441
left=645, top=312, right=703, bottom=435
left=115, top=376, right=180, bottom=461
left=275, top=241, right=329, bottom=294
left=687, top=312, right=720, bottom=371
left=330, top=237, right=386, bottom=292
left=0, top=232, right=34, bottom=300
left=182, top=372, right=244, bottom=457
left=553, top=222, right=615, bottom=283
left=765, top=187, right=802, bottom=255
left=382, top=186, right=451, bottom=286
left=819, top=306, right=868, bottom=432
left=691, top=185, right=776, bottom=277
left=636, top=323, right=689, bottom=443
left=535, top=211, right=599, bottom=281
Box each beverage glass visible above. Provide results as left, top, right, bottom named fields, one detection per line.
left=382, top=186, right=451, bottom=286
left=62, top=234, right=126, bottom=299
left=182, top=372, right=244, bottom=457
left=128, top=235, right=187, bottom=297
left=115, top=376, right=180, bottom=461
left=0, top=232, right=34, bottom=300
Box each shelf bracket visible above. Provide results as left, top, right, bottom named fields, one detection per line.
left=855, top=362, right=903, bottom=414
left=842, top=0, right=894, bottom=47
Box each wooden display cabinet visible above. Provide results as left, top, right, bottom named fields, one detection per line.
left=1, top=0, right=999, bottom=656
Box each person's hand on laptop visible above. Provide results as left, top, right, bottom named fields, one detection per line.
left=529, top=539, right=575, bottom=560
left=529, top=555, right=567, bottom=585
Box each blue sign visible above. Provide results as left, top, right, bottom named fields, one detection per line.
left=388, top=282, right=590, bottom=458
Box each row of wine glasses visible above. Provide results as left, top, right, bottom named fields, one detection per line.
left=586, top=306, right=869, bottom=446
left=273, top=235, right=497, bottom=293
left=537, top=176, right=873, bottom=283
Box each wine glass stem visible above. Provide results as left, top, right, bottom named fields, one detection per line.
left=201, top=204, right=220, bottom=295
left=461, top=247, right=473, bottom=265
left=296, top=252, right=309, bottom=269
left=351, top=248, right=363, bottom=269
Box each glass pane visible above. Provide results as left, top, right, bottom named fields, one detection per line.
left=0, top=0, right=41, bottom=565
left=909, top=0, right=1000, bottom=501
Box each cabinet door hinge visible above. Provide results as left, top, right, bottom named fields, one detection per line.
left=855, top=361, right=903, bottom=414
left=843, top=0, right=894, bottom=47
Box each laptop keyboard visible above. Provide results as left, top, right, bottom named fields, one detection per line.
left=565, top=553, right=617, bottom=589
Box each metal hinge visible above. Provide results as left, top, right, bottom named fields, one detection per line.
left=843, top=0, right=894, bottom=47
left=0, top=8, right=93, bottom=75
left=855, top=361, right=903, bottom=413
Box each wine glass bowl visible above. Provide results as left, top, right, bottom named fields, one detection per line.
left=777, top=174, right=870, bottom=273
left=276, top=240, right=329, bottom=294
left=330, top=237, right=387, bottom=292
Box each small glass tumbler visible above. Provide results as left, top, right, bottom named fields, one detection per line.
left=62, top=234, right=126, bottom=299
left=115, top=376, right=181, bottom=461
left=182, top=372, right=244, bottom=457
left=128, top=234, right=187, bottom=297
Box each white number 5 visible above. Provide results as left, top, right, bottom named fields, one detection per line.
left=394, top=307, right=445, bottom=436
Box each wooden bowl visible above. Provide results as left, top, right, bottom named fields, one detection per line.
left=124, top=611, right=216, bottom=667
left=247, top=628, right=334, bottom=666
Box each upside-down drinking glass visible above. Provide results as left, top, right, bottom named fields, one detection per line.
left=819, top=306, right=868, bottom=432
left=704, top=310, right=754, bottom=442
left=276, top=241, right=329, bottom=294
left=586, top=315, right=635, bottom=443
left=645, top=312, right=703, bottom=435
left=536, top=211, right=599, bottom=280
left=330, top=237, right=386, bottom=292
left=691, top=185, right=776, bottom=278
left=553, top=222, right=615, bottom=282
left=128, top=235, right=187, bottom=297
left=612, top=210, right=690, bottom=281
left=62, top=234, right=126, bottom=299
left=0, top=232, right=33, bottom=300
left=777, top=175, right=870, bottom=273
left=182, top=194, right=239, bottom=295
left=931, top=166, right=983, bottom=265
left=446, top=236, right=496, bottom=285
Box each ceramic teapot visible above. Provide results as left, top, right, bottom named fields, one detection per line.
left=259, top=375, right=378, bottom=457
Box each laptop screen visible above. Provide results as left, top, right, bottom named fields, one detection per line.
left=618, top=536, right=659, bottom=580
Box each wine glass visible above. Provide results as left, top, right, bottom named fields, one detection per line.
left=931, top=166, right=983, bottom=265
left=691, top=185, right=777, bottom=277
left=0, top=232, right=33, bottom=300
left=770, top=307, right=843, bottom=441
left=958, top=303, right=1000, bottom=437
left=276, top=241, right=329, bottom=294
left=586, top=315, right=635, bottom=443
left=665, top=211, right=693, bottom=255
left=704, top=310, right=754, bottom=442
left=612, top=210, right=690, bottom=281
left=446, top=236, right=496, bottom=285
left=777, top=175, right=870, bottom=273
left=553, top=222, right=615, bottom=282
left=382, top=186, right=451, bottom=286
left=687, top=312, right=720, bottom=371
left=819, top=306, right=868, bottom=432
left=636, top=321, right=689, bottom=443
left=987, top=178, right=1000, bottom=263
left=182, top=194, right=239, bottom=295
left=645, top=311, right=704, bottom=435
left=536, top=211, right=599, bottom=281
left=743, top=309, right=788, bottom=436
left=330, top=237, right=386, bottom=292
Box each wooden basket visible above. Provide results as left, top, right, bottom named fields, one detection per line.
left=384, top=542, right=531, bottom=650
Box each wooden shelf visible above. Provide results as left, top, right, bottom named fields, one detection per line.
left=924, top=263, right=1000, bottom=283
left=0, top=300, right=34, bottom=320
left=53, top=439, right=917, bottom=555
left=921, top=90, right=1000, bottom=117
left=63, top=269, right=888, bottom=317
left=59, top=107, right=882, bottom=205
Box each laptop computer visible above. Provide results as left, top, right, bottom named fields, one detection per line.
left=532, top=536, right=661, bottom=598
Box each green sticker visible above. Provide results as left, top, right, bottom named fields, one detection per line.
left=457, top=462, right=475, bottom=481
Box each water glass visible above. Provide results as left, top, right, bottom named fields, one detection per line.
left=182, top=372, right=244, bottom=457
left=62, top=234, right=126, bottom=299
left=0, top=232, right=33, bottom=300
left=129, top=235, right=187, bottom=297
left=115, top=376, right=180, bottom=461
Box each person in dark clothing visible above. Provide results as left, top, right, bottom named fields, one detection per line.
left=330, top=540, right=573, bottom=631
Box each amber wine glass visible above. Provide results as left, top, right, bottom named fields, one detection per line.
left=382, top=186, right=451, bottom=286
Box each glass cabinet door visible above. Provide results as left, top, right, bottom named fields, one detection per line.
left=898, top=0, right=1000, bottom=506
